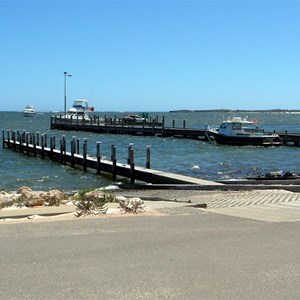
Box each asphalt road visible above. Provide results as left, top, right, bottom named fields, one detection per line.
left=0, top=206, right=300, bottom=299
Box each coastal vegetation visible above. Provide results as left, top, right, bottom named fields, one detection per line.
left=0, top=187, right=145, bottom=217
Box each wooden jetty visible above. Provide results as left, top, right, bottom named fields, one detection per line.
left=50, top=115, right=300, bottom=146
left=2, top=130, right=221, bottom=186
left=50, top=115, right=210, bottom=140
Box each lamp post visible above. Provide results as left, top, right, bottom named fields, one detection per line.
left=64, top=71, right=72, bottom=116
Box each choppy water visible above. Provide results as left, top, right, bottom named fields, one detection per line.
left=1, top=111, right=300, bottom=191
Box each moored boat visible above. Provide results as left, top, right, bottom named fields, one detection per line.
left=23, top=105, right=36, bottom=117
left=64, top=99, right=94, bottom=120
left=208, top=117, right=283, bottom=146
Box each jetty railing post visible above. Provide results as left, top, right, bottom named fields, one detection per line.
left=172, top=120, right=175, bottom=128
left=62, top=136, right=66, bottom=164
left=44, top=133, right=47, bottom=148
left=6, top=130, right=10, bottom=149
left=70, top=140, right=75, bottom=167
left=16, top=130, right=20, bottom=143
left=183, top=120, right=186, bottom=128
left=60, top=137, right=64, bottom=164
left=50, top=137, right=54, bottom=160
left=127, top=143, right=133, bottom=165
left=26, top=132, right=29, bottom=154
left=22, top=130, right=26, bottom=143
left=146, top=145, right=151, bottom=169
left=19, top=132, right=23, bottom=154
left=41, top=134, right=45, bottom=159
left=36, top=132, right=40, bottom=146
left=83, top=138, right=87, bottom=172
left=76, top=138, right=80, bottom=154
left=96, top=142, right=101, bottom=175
left=130, top=148, right=135, bottom=184
left=13, top=130, right=16, bottom=150
left=162, top=116, right=165, bottom=135
left=72, top=136, right=77, bottom=154
left=285, top=130, right=288, bottom=145
left=2, top=130, right=5, bottom=148
left=111, top=145, right=117, bottom=180
left=33, top=133, right=37, bottom=157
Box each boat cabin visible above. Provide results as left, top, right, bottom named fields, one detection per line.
left=218, top=117, right=258, bottom=136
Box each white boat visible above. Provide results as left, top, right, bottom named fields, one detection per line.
left=23, top=105, right=36, bottom=117
left=123, top=114, right=147, bottom=124
left=64, top=99, right=94, bottom=120
left=208, top=117, right=283, bottom=146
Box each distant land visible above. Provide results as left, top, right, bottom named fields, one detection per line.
left=169, top=109, right=300, bottom=113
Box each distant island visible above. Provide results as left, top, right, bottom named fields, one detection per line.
left=169, top=109, right=300, bottom=113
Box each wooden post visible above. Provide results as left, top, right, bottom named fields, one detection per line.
left=83, top=138, right=87, bottom=171
left=25, top=132, right=29, bottom=154
left=50, top=137, right=54, bottom=160
left=183, top=120, right=186, bottom=128
left=285, top=130, right=288, bottom=145
left=33, top=133, right=36, bottom=157
left=44, top=133, right=47, bottom=148
left=16, top=130, right=20, bottom=143
left=2, top=130, right=5, bottom=148
left=111, top=145, right=116, bottom=180
left=76, top=138, right=80, bottom=154
left=146, top=145, right=151, bottom=169
left=130, top=148, right=135, bottom=184
left=72, top=136, right=77, bottom=154
left=19, top=133, right=23, bottom=154
left=21, top=130, right=25, bottom=144
left=41, top=134, right=45, bottom=159
left=62, top=136, right=66, bottom=164
left=60, top=138, right=64, bottom=164
left=13, top=130, right=16, bottom=150
left=127, top=143, right=133, bottom=164
left=70, top=140, right=75, bottom=167
left=36, top=132, right=40, bottom=146
left=172, top=120, right=175, bottom=128
left=96, top=142, right=101, bottom=175
left=6, top=130, right=10, bottom=149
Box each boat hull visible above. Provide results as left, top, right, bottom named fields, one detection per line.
left=210, top=132, right=283, bottom=146
left=23, top=112, right=36, bottom=117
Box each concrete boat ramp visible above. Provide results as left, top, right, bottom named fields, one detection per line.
left=2, top=189, right=299, bottom=223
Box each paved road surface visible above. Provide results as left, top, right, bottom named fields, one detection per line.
left=0, top=200, right=300, bottom=299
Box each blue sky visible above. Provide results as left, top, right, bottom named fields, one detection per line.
left=1, top=0, right=300, bottom=112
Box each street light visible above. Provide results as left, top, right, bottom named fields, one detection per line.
left=64, top=71, right=72, bottom=116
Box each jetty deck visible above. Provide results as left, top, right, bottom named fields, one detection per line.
left=50, top=115, right=210, bottom=140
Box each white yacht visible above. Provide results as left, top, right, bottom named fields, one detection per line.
left=65, top=99, right=94, bottom=120
left=23, top=105, right=36, bottom=117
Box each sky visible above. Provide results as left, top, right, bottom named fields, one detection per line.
left=1, top=0, right=300, bottom=112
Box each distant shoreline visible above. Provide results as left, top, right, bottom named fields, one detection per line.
left=169, top=109, right=300, bottom=113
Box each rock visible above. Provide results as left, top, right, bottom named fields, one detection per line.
left=83, top=190, right=106, bottom=202
left=39, top=190, right=66, bottom=206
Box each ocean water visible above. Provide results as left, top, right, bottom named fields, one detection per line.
left=1, top=110, right=300, bottom=191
